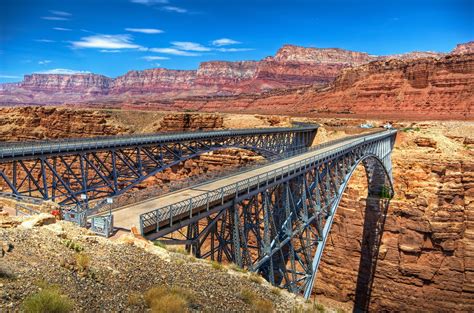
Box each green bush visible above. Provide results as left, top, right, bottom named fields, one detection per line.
left=22, top=286, right=73, bottom=313
left=379, top=185, right=392, bottom=199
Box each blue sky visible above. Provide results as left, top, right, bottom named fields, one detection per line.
left=0, top=0, right=472, bottom=83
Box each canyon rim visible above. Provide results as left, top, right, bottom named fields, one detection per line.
left=0, top=0, right=473, bottom=312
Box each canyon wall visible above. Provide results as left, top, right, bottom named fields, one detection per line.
left=3, top=42, right=470, bottom=109
left=172, top=52, right=474, bottom=120
left=314, top=122, right=474, bottom=311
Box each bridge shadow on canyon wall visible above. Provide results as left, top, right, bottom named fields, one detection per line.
left=353, top=196, right=391, bottom=312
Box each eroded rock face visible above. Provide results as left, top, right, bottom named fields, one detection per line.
left=4, top=43, right=469, bottom=107
left=452, top=41, right=474, bottom=55
left=174, top=52, right=473, bottom=119
left=314, top=123, right=474, bottom=312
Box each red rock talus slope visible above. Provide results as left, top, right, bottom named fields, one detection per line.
left=173, top=52, right=473, bottom=120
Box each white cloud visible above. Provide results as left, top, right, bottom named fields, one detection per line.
left=0, top=74, right=21, bottom=79
left=49, top=10, right=71, bottom=16
left=149, top=48, right=199, bottom=56
left=125, top=28, right=164, bottom=34
left=162, top=6, right=187, bottom=13
left=41, top=16, right=69, bottom=21
left=35, top=69, right=91, bottom=75
left=71, top=34, right=143, bottom=49
left=212, top=38, right=241, bottom=46
left=142, top=56, right=170, bottom=61
left=171, top=41, right=211, bottom=51
left=131, top=0, right=168, bottom=4
left=154, top=63, right=161, bottom=67
left=217, top=48, right=254, bottom=52
left=35, top=39, right=55, bottom=43
left=53, top=27, right=72, bottom=31
left=38, top=60, right=52, bottom=65
left=100, top=50, right=121, bottom=53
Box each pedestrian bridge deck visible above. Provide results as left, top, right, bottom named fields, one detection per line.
left=111, top=130, right=394, bottom=234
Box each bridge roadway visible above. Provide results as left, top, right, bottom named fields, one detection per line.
left=111, top=129, right=391, bottom=234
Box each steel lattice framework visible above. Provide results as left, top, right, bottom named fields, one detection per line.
left=0, top=124, right=318, bottom=207
left=139, top=130, right=397, bottom=299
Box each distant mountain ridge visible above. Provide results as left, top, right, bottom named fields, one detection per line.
left=0, top=41, right=472, bottom=105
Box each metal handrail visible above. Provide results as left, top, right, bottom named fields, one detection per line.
left=0, top=123, right=318, bottom=159
left=79, top=129, right=382, bottom=216
left=139, top=129, right=396, bottom=231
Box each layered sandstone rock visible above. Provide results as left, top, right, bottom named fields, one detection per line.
left=173, top=52, right=474, bottom=119
left=5, top=42, right=469, bottom=107
left=314, top=122, right=474, bottom=312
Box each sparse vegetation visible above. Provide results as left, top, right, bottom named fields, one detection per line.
left=379, top=185, right=392, bottom=199
left=21, top=284, right=73, bottom=313
left=248, top=273, right=263, bottom=284
left=75, top=253, right=90, bottom=272
left=402, top=127, right=421, bottom=132
left=144, top=286, right=197, bottom=313
left=211, top=261, right=225, bottom=271
left=62, top=239, right=83, bottom=252
left=230, top=263, right=248, bottom=273
left=253, top=299, right=273, bottom=312
left=153, top=240, right=166, bottom=249
left=239, top=288, right=256, bottom=304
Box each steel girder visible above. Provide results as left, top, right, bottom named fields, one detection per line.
left=151, top=131, right=397, bottom=299
left=0, top=126, right=317, bottom=207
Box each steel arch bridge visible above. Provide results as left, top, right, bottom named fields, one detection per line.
left=137, top=130, right=397, bottom=299
left=0, top=124, right=317, bottom=207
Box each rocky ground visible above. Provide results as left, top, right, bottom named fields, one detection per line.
left=0, top=108, right=473, bottom=311
left=0, top=214, right=328, bottom=312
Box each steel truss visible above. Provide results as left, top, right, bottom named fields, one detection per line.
left=151, top=131, right=397, bottom=299
left=0, top=125, right=317, bottom=207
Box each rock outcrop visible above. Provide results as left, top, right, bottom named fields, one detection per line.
left=170, top=52, right=474, bottom=119
left=314, top=122, right=474, bottom=312
left=3, top=42, right=470, bottom=108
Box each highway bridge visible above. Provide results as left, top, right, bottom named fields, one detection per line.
left=0, top=123, right=317, bottom=207
left=0, top=124, right=397, bottom=301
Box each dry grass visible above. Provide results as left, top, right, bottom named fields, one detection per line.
left=253, top=299, right=273, bottom=313
left=127, top=292, right=142, bottom=306
left=239, top=288, right=256, bottom=304
left=22, top=285, right=73, bottom=313
left=144, top=285, right=196, bottom=313
left=75, top=253, right=90, bottom=272
left=211, top=261, right=225, bottom=271
left=248, top=273, right=263, bottom=285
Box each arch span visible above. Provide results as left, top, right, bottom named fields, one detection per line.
left=136, top=130, right=397, bottom=300
left=303, top=154, right=394, bottom=299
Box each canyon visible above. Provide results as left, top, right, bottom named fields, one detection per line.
left=2, top=42, right=472, bottom=116
left=0, top=108, right=472, bottom=311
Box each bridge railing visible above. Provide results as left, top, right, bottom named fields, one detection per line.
left=139, top=129, right=397, bottom=234
left=81, top=129, right=382, bottom=216
left=0, top=123, right=318, bottom=159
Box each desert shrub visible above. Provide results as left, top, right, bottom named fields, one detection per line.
left=144, top=286, right=196, bottom=313
left=239, top=288, right=255, bottom=304
left=75, top=253, right=90, bottom=272
left=167, top=246, right=188, bottom=255
left=230, top=263, right=247, bottom=273
left=62, top=239, right=83, bottom=252
left=22, top=286, right=73, bottom=313
left=252, top=299, right=273, bottom=313
left=314, top=302, right=325, bottom=313
left=153, top=241, right=166, bottom=249
left=211, top=261, right=224, bottom=271
left=248, top=273, right=263, bottom=284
